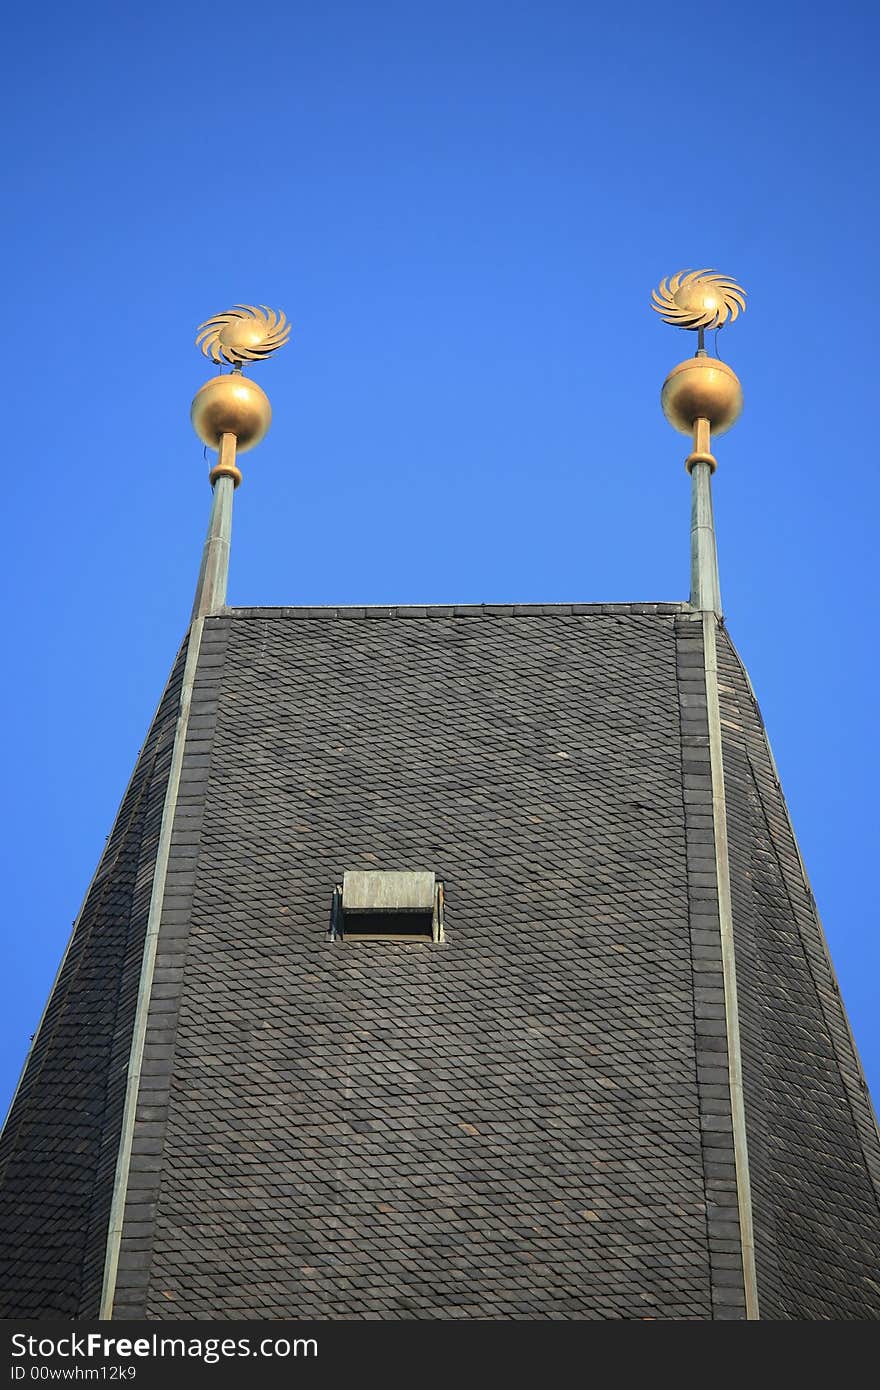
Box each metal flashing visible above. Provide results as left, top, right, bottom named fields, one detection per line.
left=99, top=617, right=205, bottom=1319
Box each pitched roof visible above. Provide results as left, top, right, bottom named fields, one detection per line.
left=0, top=639, right=189, bottom=1318
left=718, top=634, right=880, bottom=1318
left=1, top=605, right=878, bottom=1319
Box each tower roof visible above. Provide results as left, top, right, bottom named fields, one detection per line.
left=2, top=604, right=878, bottom=1319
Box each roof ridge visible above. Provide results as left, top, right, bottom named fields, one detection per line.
left=218, top=601, right=690, bottom=619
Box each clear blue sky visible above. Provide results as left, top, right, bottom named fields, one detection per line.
left=3, top=1, right=878, bottom=1115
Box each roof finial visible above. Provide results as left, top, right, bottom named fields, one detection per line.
left=189, top=305, right=291, bottom=621
left=651, top=270, right=746, bottom=614
left=191, top=305, right=291, bottom=487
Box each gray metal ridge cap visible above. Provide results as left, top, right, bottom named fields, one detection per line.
left=218, top=601, right=691, bottom=619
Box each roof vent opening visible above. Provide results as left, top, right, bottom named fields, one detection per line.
left=331, top=871, right=444, bottom=942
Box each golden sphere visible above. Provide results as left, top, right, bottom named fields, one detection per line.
left=661, top=356, right=743, bottom=436
left=190, top=374, right=272, bottom=453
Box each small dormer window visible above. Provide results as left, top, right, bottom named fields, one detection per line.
left=331, top=871, right=444, bottom=942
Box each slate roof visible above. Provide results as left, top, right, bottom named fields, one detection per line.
left=1, top=604, right=878, bottom=1319
left=0, top=639, right=189, bottom=1318
left=718, top=636, right=880, bottom=1318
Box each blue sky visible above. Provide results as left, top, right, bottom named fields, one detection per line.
left=3, top=1, right=879, bottom=1114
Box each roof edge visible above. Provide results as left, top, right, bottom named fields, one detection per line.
left=217, top=601, right=691, bottom=620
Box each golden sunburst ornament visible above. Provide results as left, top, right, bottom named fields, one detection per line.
left=651, top=270, right=746, bottom=331
left=196, top=304, right=291, bottom=366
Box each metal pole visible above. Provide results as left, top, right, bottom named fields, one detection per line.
left=191, top=435, right=236, bottom=621
left=689, top=462, right=721, bottom=614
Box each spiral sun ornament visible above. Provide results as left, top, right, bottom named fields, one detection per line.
left=196, top=304, right=291, bottom=366
left=651, top=270, right=746, bottom=332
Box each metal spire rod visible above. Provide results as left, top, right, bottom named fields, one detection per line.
left=650, top=269, right=758, bottom=1317
left=191, top=447, right=235, bottom=621
left=689, top=435, right=722, bottom=615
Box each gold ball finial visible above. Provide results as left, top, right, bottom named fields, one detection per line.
left=190, top=303, right=290, bottom=487
left=661, top=356, right=743, bottom=437
left=191, top=374, right=272, bottom=453
left=652, top=270, right=746, bottom=470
